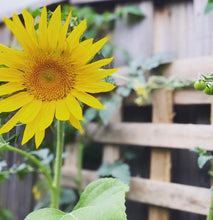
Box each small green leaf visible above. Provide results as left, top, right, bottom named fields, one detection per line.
left=205, top=0, right=213, bottom=14
left=0, top=160, right=7, bottom=171
left=98, top=161, right=130, bottom=185
left=142, top=53, right=172, bottom=70
left=116, top=86, right=131, bottom=97
left=123, top=5, right=144, bottom=17
left=24, top=208, right=64, bottom=220
left=84, top=108, right=98, bottom=123
left=191, top=147, right=207, bottom=155
left=99, top=98, right=121, bottom=125
left=198, top=155, right=213, bottom=169
left=0, top=207, right=13, bottom=220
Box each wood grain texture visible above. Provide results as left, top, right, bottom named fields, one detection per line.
left=149, top=89, right=173, bottom=220
left=61, top=167, right=211, bottom=215
left=86, top=122, right=213, bottom=151
left=102, top=100, right=122, bottom=164
left=113, top=1, right=154, bottom=66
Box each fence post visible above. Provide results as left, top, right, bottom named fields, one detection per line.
left=148, top=88, right=173, bottom=220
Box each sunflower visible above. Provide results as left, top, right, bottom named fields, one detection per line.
left=0, top=6, right=116, bottom=148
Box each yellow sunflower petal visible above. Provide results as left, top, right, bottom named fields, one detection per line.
left=58, top=9, right=72, bottom=51
left=74, top=82, right=115, bottom=93
left=75, top=57, right=113, bottom=72
left=65, top=94, right=83, bottom=120
left=23, top=9, right=38, bottom=45
left=48, top=5, right=61, bottom=50
left=71, top=90, right=104, bottom=109
left=69, top=113, right=83, bottom=132
left=67, top=19, right=87, bottom=51
left=0, top=111, right=21, bottom=134
left=4, top=14, right=31, bottom=52
left=38, top=7, right=48, bottom=48
left=71, top=39, right=93, bottom=64
left=83, top=37, right=108, bottom=63
left=19, top=100, right=42, bottom=124
left=0, top=92, right=33, bottom=113
left=0, top=44, right=25, bottom=69
left=37, top=102, right=55, bottom=131
left=0, top=82, right=25, bottom=96
left=76, top=69, right=118, bottom=82
left=55, top=100, right=70, bottom=121
left=22, top=118, right=38, bottom=145
left=0, top=68, right=24, bottom=82
left=35, top=130, right=45, bottom=149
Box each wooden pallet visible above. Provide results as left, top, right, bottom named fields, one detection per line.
left=62, top=56, right=213, bottom=218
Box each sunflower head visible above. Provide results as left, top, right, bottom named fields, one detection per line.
left=0, top=6, right=116, bottom=148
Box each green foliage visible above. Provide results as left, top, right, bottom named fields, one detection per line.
left=205, top=0, right=213, bottom=14
left=84, top=97, right=121, bottom=125
left=192, top=147, right=213, bottom=169
left=25, top=178, right=129, bottom=220
left=0, top=207, right=13, bottom=220
left=194, top=74, right=213, bottom=95
left=98, top=161, right=130, bottom=185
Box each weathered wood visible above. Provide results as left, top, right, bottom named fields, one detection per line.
left=164, top=56, right=213, bottom=79
left=124, top=89, right=213, bottom=106
left=113, top=1, right=154, bottom=66
left=149, top=89, right=173, bottom=220
left=102, top=100, right=122, bottom=164
left=61, top=167, right=211, bottom=215
left=86, top=122, right=213, bottom=151
left=173, top=89, right=213, bottom=105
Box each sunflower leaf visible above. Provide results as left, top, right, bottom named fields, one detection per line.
left=24, top=178, right=128, bottom=220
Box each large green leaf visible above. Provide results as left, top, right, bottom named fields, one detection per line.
left=24, top=208, right=64, bottom=220
left=25, top=178, right=129, bottom=220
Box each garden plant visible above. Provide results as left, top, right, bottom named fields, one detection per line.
left=0, top=6, right=129, bottom=220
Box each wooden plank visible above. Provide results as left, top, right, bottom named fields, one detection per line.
left=113, top=1, right=154, bottom=66
left=0, top=0, right=64, bottom=22
left=163, top=56, right=213, bottom=79
left=86, top=122, right=213, bottom=151
left=124, top=89, right=213, bottom=105
left=61, top=167, right=211, bottom=215
left=148, top=89, right=173, bottom=220
left=102, top=100, right=121, bottom=164
left=173, top=89, right=213, bottom=105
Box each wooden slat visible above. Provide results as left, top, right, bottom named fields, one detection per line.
left=61, top=167, right=211, bottom=215
left=163, top=56, right=213, bottom=79
left=86, top=122, right=213, bottom=151
left=149, top=89, right=173, bottom=220
left=173, top=89, right=213, bottom=105
left=124, top=89, right=213, bottom=105
left=102, top=99, right=121, bottom=164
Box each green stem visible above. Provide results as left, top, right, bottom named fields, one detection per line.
left=51, top=120, right=65, bottom=209
left=207, top=195, right=213, bottom=220
left=76, top=142, right=84, bottom=196
left=0, top=141, right=52, bottom=186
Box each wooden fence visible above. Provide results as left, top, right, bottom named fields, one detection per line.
left=0, top=0, right=213, bottom=219
left=61, top=0, right=213, bottom=220
left=61, top=56, right=213, bottom=219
